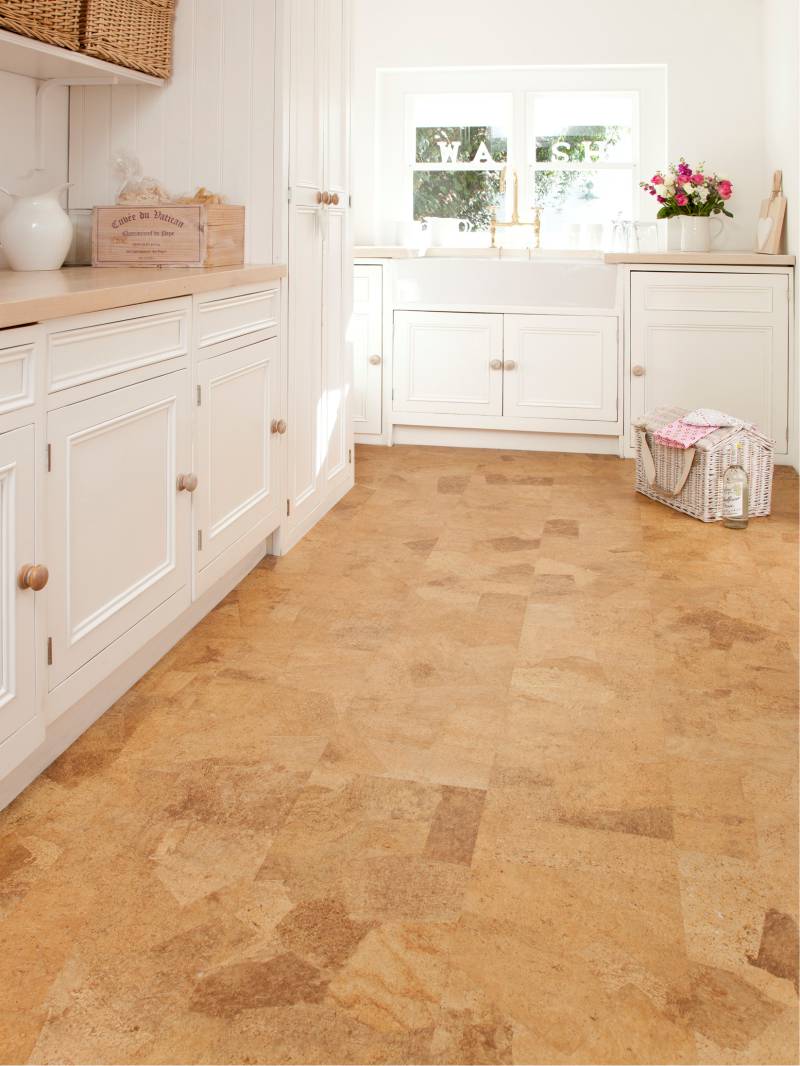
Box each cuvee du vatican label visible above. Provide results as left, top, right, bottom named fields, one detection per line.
left=92, top=204, right=207, bottom=267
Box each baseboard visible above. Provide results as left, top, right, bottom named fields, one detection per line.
left=391, top=425, right=622, bottom=455
left=0, top=542, right=267, bottom=813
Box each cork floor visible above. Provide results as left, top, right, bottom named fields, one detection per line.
left=0, top=445, right=798, bottom=1066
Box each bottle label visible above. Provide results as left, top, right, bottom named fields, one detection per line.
left=723, top=484, right=743, bottom=517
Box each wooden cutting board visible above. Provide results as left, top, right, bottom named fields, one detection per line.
left=755, top=170, right=787, bottom=254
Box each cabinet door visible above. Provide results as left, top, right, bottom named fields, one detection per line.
left=0, top=426, right=41, bottom=777
left=630, top=272, right=790, bottom=450
left=393, top=311, right=503, bottom=417
left=287, top=201, right=324, bottom=530
left=323, top=0, right=348, bottom=201
left=196, top=339, right=281, bottom=573
left=504, top=314, right=618, bottom=422
left=323, top=192, right=352, bottom=493
left=289, top=0, right=324, bottom=199
left=353, top=265, right=383, bottom=435
left=47, top=371, right=191, bottom=690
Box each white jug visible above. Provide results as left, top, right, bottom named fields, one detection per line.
left=0, top=183, right=73, bottom=270
left=426, top=217, right=472, bottom=247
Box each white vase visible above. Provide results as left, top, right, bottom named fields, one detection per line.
left=0, top=183, right=73, bottom=270
left=679, top=215, right=724, bottom=253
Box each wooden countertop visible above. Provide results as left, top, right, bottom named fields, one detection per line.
left=604, top=251, right=795, bottom=266
left=0, top=264, right=287, bottom=329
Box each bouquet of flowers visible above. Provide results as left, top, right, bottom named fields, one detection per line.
left=641, top=159, right=733, bottom=219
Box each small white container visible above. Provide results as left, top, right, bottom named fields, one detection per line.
left=0, top=183, right=73, bottom=271
left=679, top=215, right=724, bottom=252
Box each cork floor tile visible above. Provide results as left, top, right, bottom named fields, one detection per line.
left=0, top=445, right=796, bottom=1065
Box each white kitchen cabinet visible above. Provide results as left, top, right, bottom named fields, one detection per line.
left=286, top=0, right=352, bottom=543
left=393, top=311, right=504, bottom=417
left=46, top=370, right=192, bottom=693
left=195, top=338, right=281, bottom=593
left=630, top=271, right=790, bottom=452
left=352, top=265, right=383, bottom=437
left=504, top=314, right=618, bottom=422
left=0, top=425, right=42, bottom=777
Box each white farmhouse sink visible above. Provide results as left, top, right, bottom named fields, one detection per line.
left=392, top=255, right=618, bottom=311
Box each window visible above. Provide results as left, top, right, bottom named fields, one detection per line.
left=409, top=93, right=511, bottom=232
left=377, top=67, right=666, bottom=248
left=528, top=92, right=637, bottom=241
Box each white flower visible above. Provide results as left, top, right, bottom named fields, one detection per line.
left=683, top=182, right=694, bottom=195
left=696, top=186, right=709, bottom=203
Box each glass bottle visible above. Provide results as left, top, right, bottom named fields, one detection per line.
left=722, top=443, right=749, bottom=529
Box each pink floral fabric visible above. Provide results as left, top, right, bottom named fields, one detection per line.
left=653, top=418, right=717, bottom=449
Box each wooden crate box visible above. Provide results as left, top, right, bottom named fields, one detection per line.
left=92, top=204, right=245, bottom=268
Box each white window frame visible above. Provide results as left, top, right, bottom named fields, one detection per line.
left=526, top=89, right=640, bottom=219
left=375, top=66, right=666, bottom=245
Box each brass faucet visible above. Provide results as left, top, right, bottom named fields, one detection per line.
left=490, top=167, right=542, bottom=250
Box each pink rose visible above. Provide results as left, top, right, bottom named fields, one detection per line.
left=657, top=195, right=665, bottom=203
left=675, top=192, right=688, bottom=206
left=717, top=179, right=732, bottom=200
left=652, top=174, right=664, bottom=185
left=691, top=173, right=704, bottom=184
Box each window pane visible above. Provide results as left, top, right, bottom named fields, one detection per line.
left=415, top=125, right=507, bottom=165
left=413, top=171, right=502, bottom=231
left=532, top=168, right=633, bottom=222
left=531, top=92, right=635, bottom=165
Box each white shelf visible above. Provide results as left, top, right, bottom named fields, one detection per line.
left=0, top=26, right=164, bottom=85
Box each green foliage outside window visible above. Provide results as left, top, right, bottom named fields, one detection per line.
left=413, top=126, right=506, bottom=231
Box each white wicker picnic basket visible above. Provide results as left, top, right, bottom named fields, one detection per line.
left=634, top=406, right=774, bottom=522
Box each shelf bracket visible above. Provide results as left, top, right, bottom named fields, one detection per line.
left=35, top=76, right=119, bottom=171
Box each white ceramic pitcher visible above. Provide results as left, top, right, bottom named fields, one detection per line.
left=0, top=183, right=73, bottom=270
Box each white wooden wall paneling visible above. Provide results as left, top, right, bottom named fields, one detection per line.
left=68, top=0, right=277, bottom=263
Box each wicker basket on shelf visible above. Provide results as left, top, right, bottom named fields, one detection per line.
left=80, top=0, right=175, bottom=78
left=0, top=0, right=82, bottom=51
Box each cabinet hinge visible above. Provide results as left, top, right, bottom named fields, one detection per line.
left=47, top=637, right=53, bottom=666
left=349, top=194, right=352, bottom=208
left=286, top=499, right=291, bottom=517
left=46, top=443, right=51, bottom=472
left=197, top=530, right=203, bottom=551
left=391, top=388, right=395, bottom=401
left=287, top=186, right=293, bottom=203
left=348, top=448, right=352, bottom=464
left=196, top=385, right=202, bottom=406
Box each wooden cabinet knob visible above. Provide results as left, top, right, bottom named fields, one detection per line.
left=177, top=473, right=198, bottom=493
left=330, top=193, right=340, bottom=206
left=271, top=418, right=287, bottom=435
left=18, top=564, right=48, bottom=591
left=503, top=359, right=517, bottom=370
left=316, top=191, right=324, bottom=204
left=489, top=359, right=503, bottom=370
left=632, top=364, right=645, bottom=377
left=321, top=191, right=331, bottom=205
left=368, top=354, right=382, bottom=366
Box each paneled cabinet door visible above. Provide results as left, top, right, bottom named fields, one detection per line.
left=287, top=200, right=325, bottom=531
left=629, top=272, right=790, bottom=450
left=289, top=0, right=324, bottom=200
left=46, top=371, right=191, bottom=691
left=503, top=314, right=618, bottom=422
left=323, top=190, right=352, bottom=494
left=0, top=426, right=41, bottom=777
left=393, top=311, right=504, bottom=417
left=195, top=339, right=281, bottom=574
left=353, top=265, right=383, bottom=435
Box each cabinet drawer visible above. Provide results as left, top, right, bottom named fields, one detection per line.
left=195, top=286, right=280, bottom=348
left=47, top=303, right=189, bottom=392
left=0, top=327, right=37, bottom=414
left=633, top=271, right=788, bottom=314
